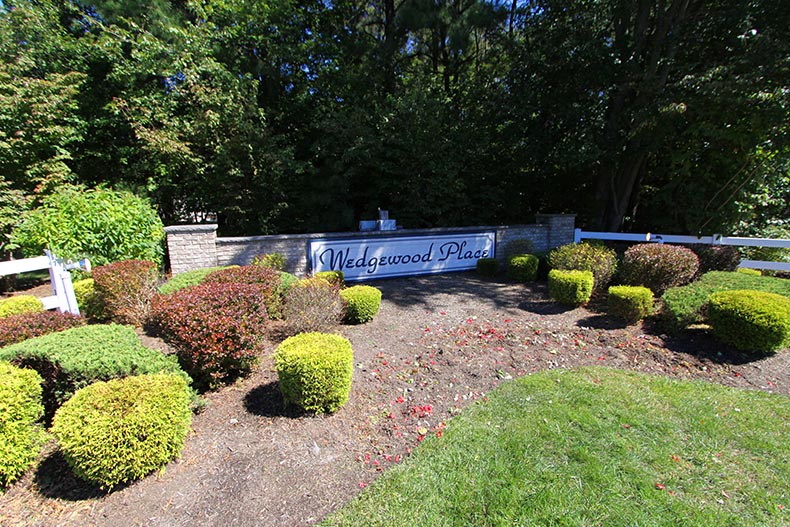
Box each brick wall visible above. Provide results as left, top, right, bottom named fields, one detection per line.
left=164, top=224, right=218, bottom=275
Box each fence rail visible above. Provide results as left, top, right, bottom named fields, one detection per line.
left=0, top=252, right=89, bottom=314
left=574, top=229, right=790, bottom=272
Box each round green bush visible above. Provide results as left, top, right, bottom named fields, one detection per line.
left=619, top=244, right=699, bottom=296
left=707, top=290, right=790, bottom=353
left=274, top=332, right=353, bottom=414
left=0, top=361, right=46, bottom=488
left=548, top=243, right=618, bottom=293
left=608, top=285, right=654, bottom=323
left=0, top=295, right=44, bottom=319
left=51, top=373, right=192, bottom=489
left=73, top=278, right=106, bottom=321
left=11, top=185, right=165, bottom=267
left=507, top=254, right=539, bottom=282
left=548, top=269, right=594, bottom=306
left=340, top=285, right=382, bottom=324
left=476, top=257, right=499, bottom=276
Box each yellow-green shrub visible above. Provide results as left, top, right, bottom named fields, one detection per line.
left=608, top=285, right=654, bottom=323
left=737, top=268, right=762, bottom=277
left=314, top=270, right=345, bottom=286
left=0, top=295, right=44, bottom=319
left=274, top=332, right=353, bottom=414
left=51, top=374, right=192, bottom=489
left=340, top=285, right=382, bottom=324
left=507, top=254, right=539, bottom=282
left=707, top=290, right=790, bottom=353
left=73, top=278, right=106, bottom=321
left=548, top=269, right=593, bottom=306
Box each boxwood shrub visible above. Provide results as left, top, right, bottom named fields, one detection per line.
left=92, top=260, right=159, bottom=326
left=73, top=278, right=106, bottom=321
left=148, top=282, right=269, bottom=390
left=619, top=244, right=699, bottom=295
left=507, top=254, right=539, bottom=282
left=0, top=362, right=47, bottom=488
left=548, top=243, right=617, bottom=293
left=608, top=285, right=654, bottom=323
left=0, top=324, right=185, bottom=420
left=0, top=311, right=85, bottom=347
left=0, top=295, right=44, bottom=319
left=707, top=290, right=790, bottom=353
left=203, top=265, right=281, bottom=318
left=274, top=332, right=353, bottom=414
left=314, top=270, right=345, bottom=287
left=548, top=269, right=594, bottom=306
left=157, top=266, right=230, bottom=296
left=51, top=373, right=192, bottom=489
left=476, top=258, right=499, bottom=276
left=340, top=285, right=382, bottom=324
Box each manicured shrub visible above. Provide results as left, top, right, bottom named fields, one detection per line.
left=0, top=362, right=46, bottom=488
left=11, top=185, right=165, bottom=267
left=278, top=272, right=300, bottom=298
left=282, top=278, right=344, bottom=335
left=619, top=244, right=699, bottom=295
left=73, top=278, right=106, bottom=321
left=252, top=252, right=286, bottom=271
left=203, top=265, right=281, bottom=318
left=0, top=311, right=85, bottom=347
left=148, top=283, right=269, bottom=390
left=507, top=254, right=539, bottom=282
left=691, top=245, right=740, bottom=274
left=340, top=285, right=382, bottom=324
left=608, top=285, right=654, bottom=323
left=0, top=324, right=185, bottom=419
left=548, top=269, right=594, bottom=306
left=0, top=295, right=44, bottom=319
left=476, top=257, right=499, bottom=276
left=157, top=266, right=229, bottom=295
left=51, top=373, right=192, bottom=489
left=707, top=290, right=790, bottom=353
left=314, top=270, right=345, bottom=287
left=737, top=267, right=762, bottom=277
left=548, top=243, right=618, bottom=293
left=660, top=271, right=790, bottom=331
left=274, top=333, right=353, bottom=414
left=92, top=260, right=159, bottom=326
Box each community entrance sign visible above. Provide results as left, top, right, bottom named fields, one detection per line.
left=309, top=231, right=496, bottom=281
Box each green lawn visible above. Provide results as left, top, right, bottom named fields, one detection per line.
left=323, top=368, right=790, bottom=527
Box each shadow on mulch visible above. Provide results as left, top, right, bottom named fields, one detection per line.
left=34, top=451, right=110, bottom=501
left=657, top=326, right=774, bottom=366
left=575, top=313, right=629, bottom=330
left=243, top=381, right=305, bottom=418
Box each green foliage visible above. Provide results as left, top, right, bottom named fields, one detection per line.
left=737, top=268, right=762, bottom=276
left=548, top=269, right=594, bottom=306
left=340, top=285, right=382, bottom=324
left=252, top=252, right=286, bottom=271
left=707, top=290, right=790, bottom=353
left=0, top=295, right=44, bottom=319
left=72, top=278, right=106, bottom=321
left=314, top=271, right=345, bottom=287
left=607, top=285, right=654, bottom=323
left=507, top=254, right=539, bottom=283
left=277, top=272, right=300, bottom=298
left=0, top=324, right=185, bottom=419
left=274, top=333, right=353, bottom=414
left=0, top=362, right=46, bottom=489
left=0, top=311, right=85, bottom=347
left=475, top=257, right=499, bottom=276
left=619, top=244, right=699, bottom=296
left=548, top=243, right=618, bottom=292
left=282, top=279, right=344, bottom=336
left=11, top=186, right=165, bottom=267
left=157, top=266, right=231, bottom=295
left=92, top=260, right=159, bottom=326
left=51, top=373, right=192, bottom=489
left=660, top=271, right=790, bottom=331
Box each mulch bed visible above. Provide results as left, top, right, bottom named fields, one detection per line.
left=2, top=272, right=789, bottom=527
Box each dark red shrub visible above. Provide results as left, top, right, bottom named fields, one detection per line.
left=92, top=260, right=159, bottom=326
left=148, top=283, right=269, bottom=390
left=203, top=265, right=282, bottom=318
left=0, top=311, right=86, bottom=347
left=619, top=244, right=700, bottom=296
left=690, top=245, right=740, bottom=275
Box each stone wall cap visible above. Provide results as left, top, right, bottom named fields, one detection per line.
left=165, top=224, right=219, bottom=234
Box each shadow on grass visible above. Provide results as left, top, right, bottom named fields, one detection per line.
left=243, top=381, right=305, bottom=418
left=34, top=451, right=110, bottom=500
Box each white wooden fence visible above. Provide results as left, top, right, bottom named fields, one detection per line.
left=0, top=251, right=91, bottom=315
left=573, top=229, right=790, bottom=272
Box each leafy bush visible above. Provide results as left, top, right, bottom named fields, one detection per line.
left=340, top=285, right=382, bottom=324
left=548, top=243, right=618, bottom=292
left=660, top=271, right=790, bottom=331
left=252, top=252, right=286, bottom=271
left=707, top=290, right=790, bottom=353
left=548, top=269, right=593, bottom=306
left=274, top=332, right=354, bottom=414
left=691, top=245, right=740, bottom=274
left=619, top=244, right=699, bottom=295
left=282, top=278, right=344, bottom=335
left=608, top=285, right=654, bottom=323
left=51, top=373, right=192, bottom=489
left=0, top=310, right=85, bottom=347
left=73, top=278, right=106, bottom=321
left=476, top=258, right=499, bottom=276
left=314, top=270, right=345, bottom=287
left=11, top=185, right=165, bottom=267
left=278, top=271, right=300, bottom=298
left=507, top=254, right=539, bottom=282
left=503, top=238, right=535, bottom=259
left=0, top=295, right=43, bottom=319
left=148, top=283, right=269, bottom=390
left=157, top=266, right=230, bottom=295
left=737, top=267, right=762, bottom=277
left=203, top=265, right=281, bottom=318
left=92, top=260, right=159, bottom=326
left=0, top=324, right=184, bottom=420
left=0, top=362, right=46, bottom=488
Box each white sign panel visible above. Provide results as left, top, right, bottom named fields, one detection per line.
left=309, top=232, right=496, bottom=281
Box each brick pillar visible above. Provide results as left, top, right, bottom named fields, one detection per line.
left=164, top=224, right=219, bottom=275
left=535, top=214, right=576, bottom=249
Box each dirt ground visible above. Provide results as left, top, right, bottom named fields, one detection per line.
left=2, top=272, right=789, bottom=527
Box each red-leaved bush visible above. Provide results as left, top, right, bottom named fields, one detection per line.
left=148, top=283, right=269, bottom=390
left=92, top=260, right=159, bottom=326
left=203, top=265, right=282, bottom=318
left=0, top=311, right=86, bottom=347
left=619, top=244, right=700, bottom=295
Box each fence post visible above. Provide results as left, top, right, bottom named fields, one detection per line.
left=46, top=251, right=81, bottom=315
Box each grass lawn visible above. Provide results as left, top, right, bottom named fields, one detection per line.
left=323, top=367, right=790, bottom=527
